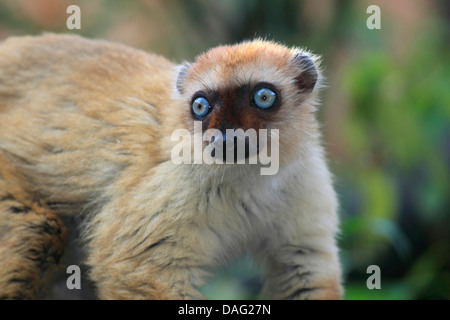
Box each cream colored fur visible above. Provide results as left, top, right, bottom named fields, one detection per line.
left=0, top=34, right=342, bottom=299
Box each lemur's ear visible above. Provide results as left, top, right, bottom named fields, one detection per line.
left=292, top=53, right=318, bottom=93
left=176, top=62, right=191, bottom=94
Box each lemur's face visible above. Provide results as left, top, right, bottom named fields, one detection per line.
left=176, top=40, right=321, bottom=165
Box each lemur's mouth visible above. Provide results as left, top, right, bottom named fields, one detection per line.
left=209, top=134, right=260, bottom=163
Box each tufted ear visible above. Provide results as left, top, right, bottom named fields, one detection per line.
left=292, top=53, right=318, bottom=93
left=176, top=62, right=191, bottom=94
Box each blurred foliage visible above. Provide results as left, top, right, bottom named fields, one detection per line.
left=333, top=6, right=450, bottom=299
left=0, top=0, right=449, bottom=300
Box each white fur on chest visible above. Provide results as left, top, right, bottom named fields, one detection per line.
left=192, top=162, right=301, bottom=261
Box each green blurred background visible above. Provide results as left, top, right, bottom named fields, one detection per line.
left=0, top=0, right=448, bottom=300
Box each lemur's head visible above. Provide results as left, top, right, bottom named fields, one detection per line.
left=174, top=40, right=322, bottom=171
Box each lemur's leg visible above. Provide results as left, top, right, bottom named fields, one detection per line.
left=258, top=237, right=342, bottom=300
left=0, top=189, right=67, bottom=299
left=84, top=190, right=212, bottom=300
left=256, top=175, right=343, bottom=300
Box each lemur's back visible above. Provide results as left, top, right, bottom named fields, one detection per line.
left=0, top=34, right=174, bottom=214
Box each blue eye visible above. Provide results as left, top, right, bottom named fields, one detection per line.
left=253, top=88, right=276, bottom=109
left=192, top=97, right=211, bottom=118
